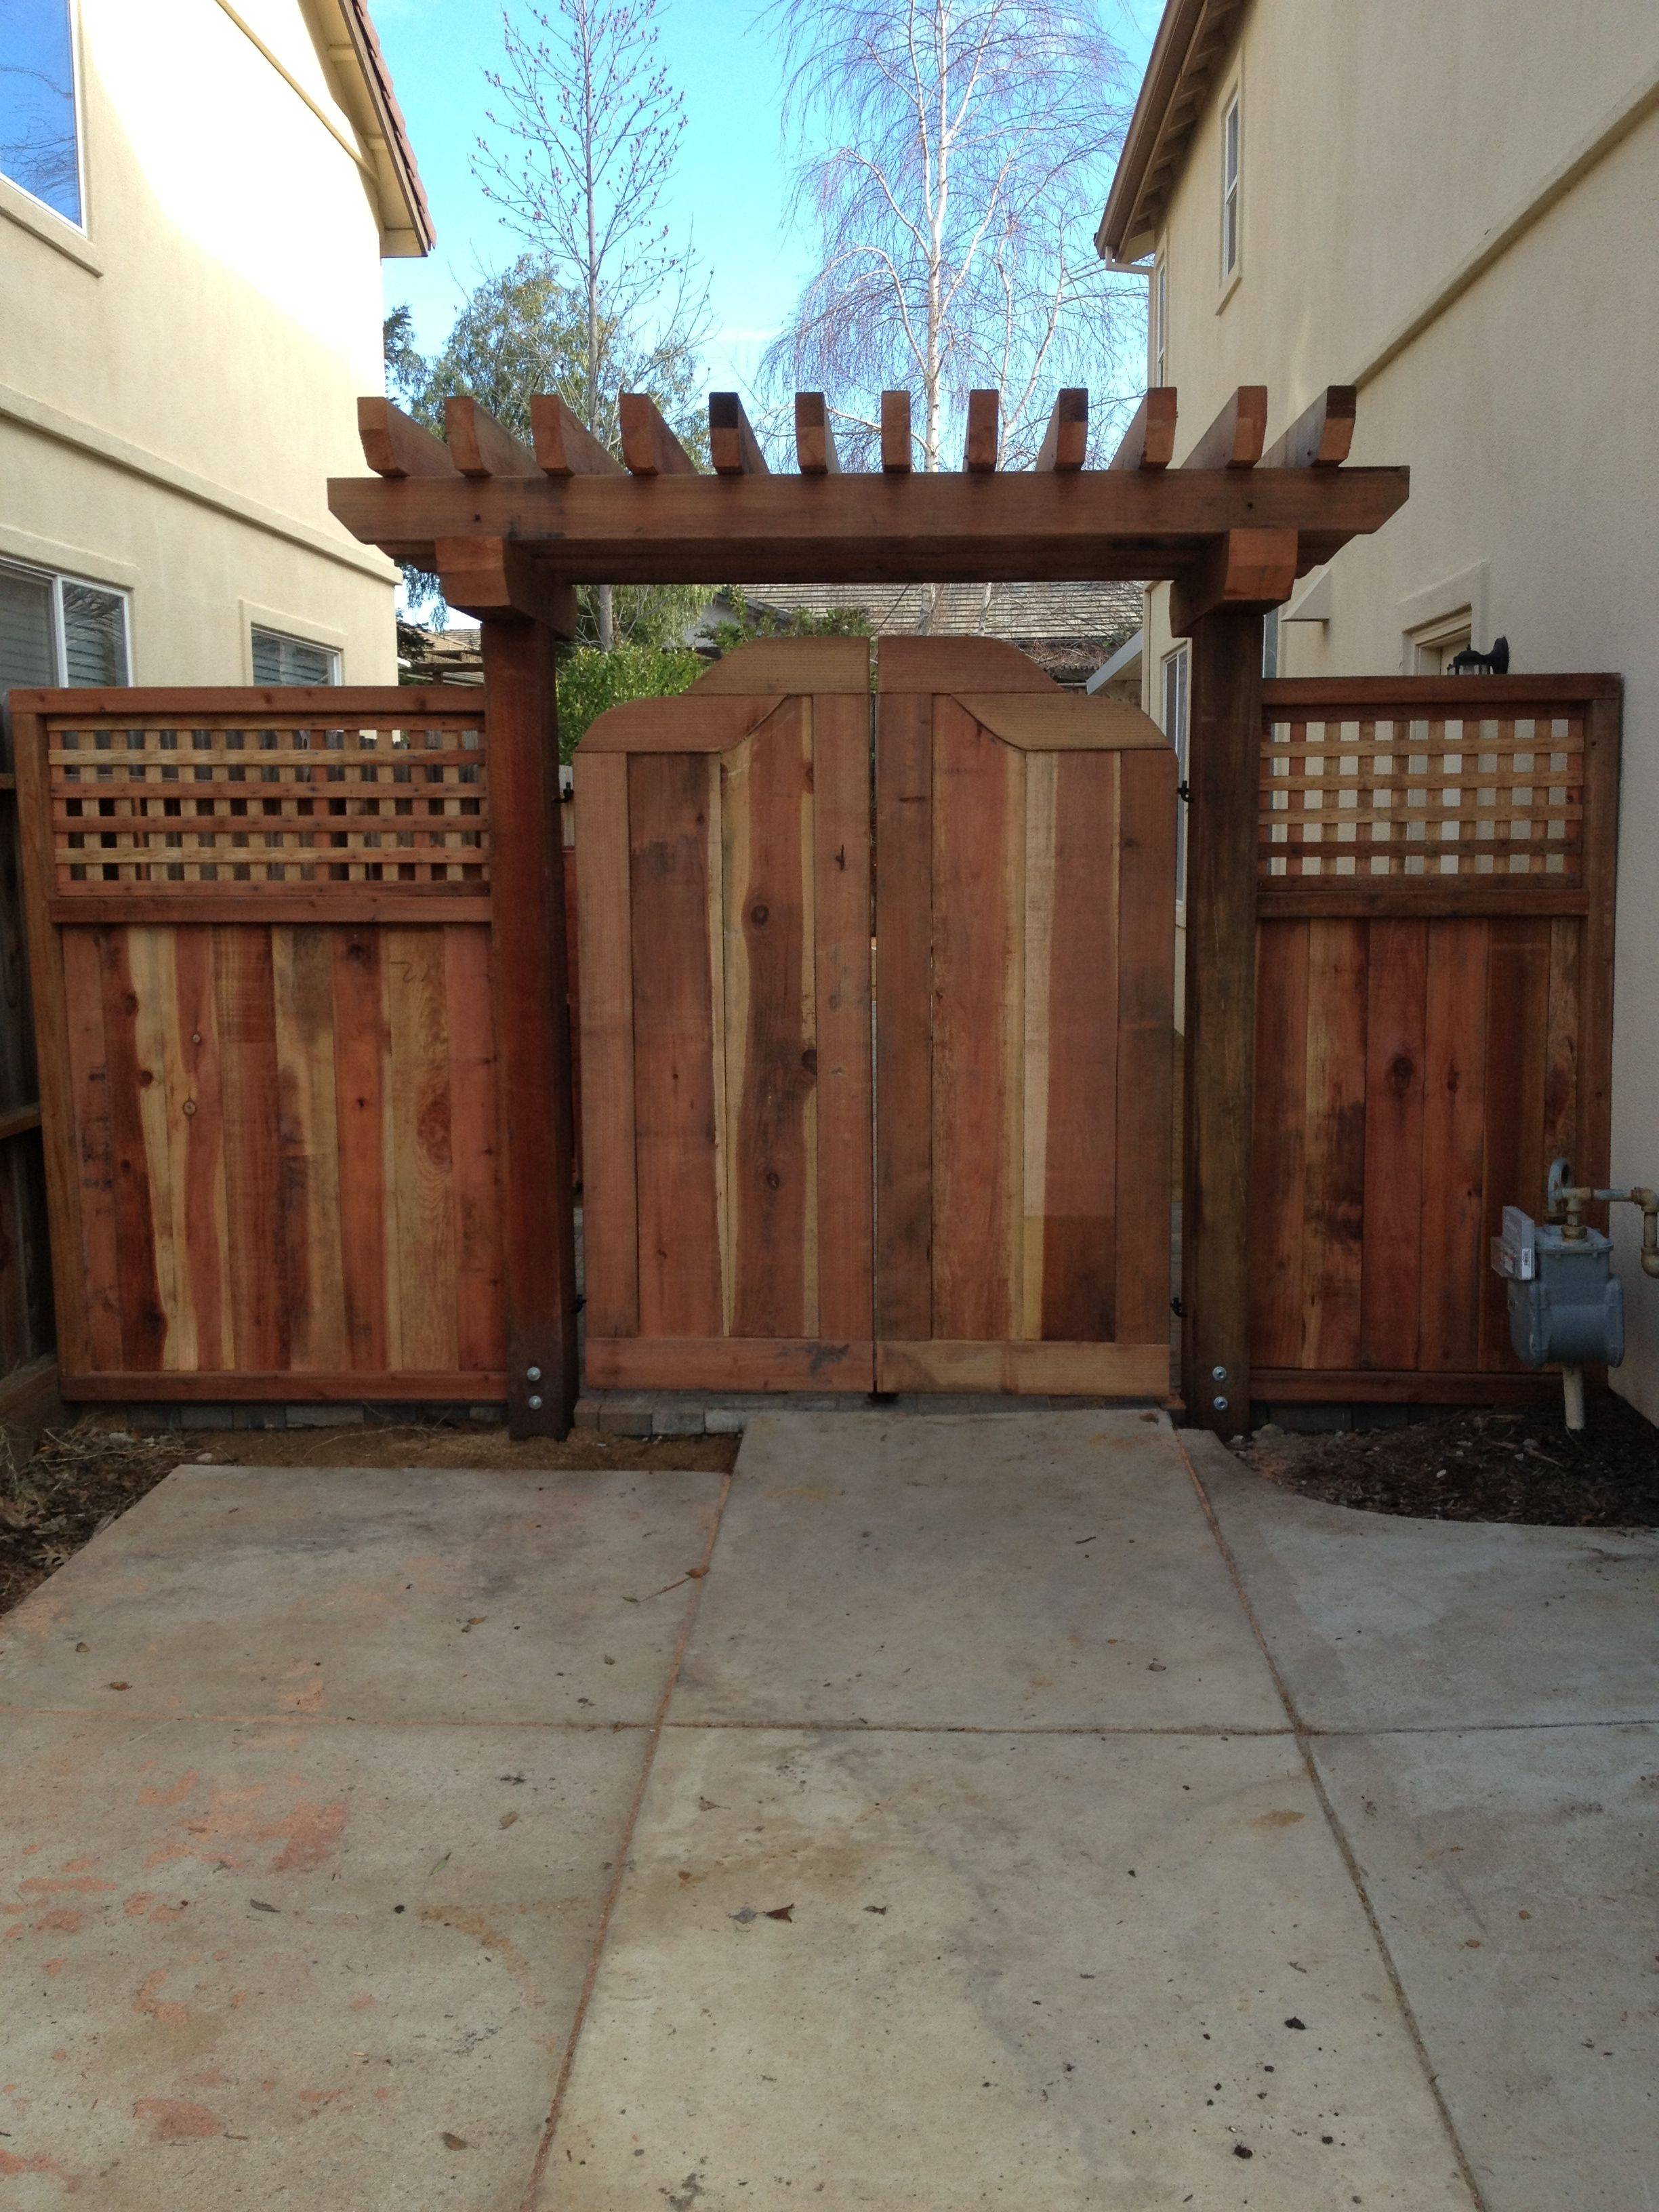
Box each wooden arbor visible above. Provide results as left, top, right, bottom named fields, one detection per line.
left=329, top=382, right=1408, bottom=1437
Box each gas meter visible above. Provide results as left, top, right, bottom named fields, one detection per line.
left=1492, top=1158, right=1658, bottom=1428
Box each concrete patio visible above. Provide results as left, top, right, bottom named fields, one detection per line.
left=0, top=1411, right=1652, bottom=2209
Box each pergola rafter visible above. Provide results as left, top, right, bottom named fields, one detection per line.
left=330, top=382, right=1408, bottom=1440
left=336, top=382, right=1397, bottom=619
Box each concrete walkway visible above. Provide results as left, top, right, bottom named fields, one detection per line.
left=0, top=1413, right=1651, bottom=2209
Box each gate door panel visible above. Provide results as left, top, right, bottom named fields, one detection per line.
left=874, top=638, right=1175, bottom=1395
left=576, top=639, right=875, bottom=1391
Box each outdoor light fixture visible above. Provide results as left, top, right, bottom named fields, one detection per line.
left=1448, top=634, right=1511, bottom=675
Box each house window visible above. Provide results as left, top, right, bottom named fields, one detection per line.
left=251, top=627, right=340, bottom=686
left=1162, top=643, right=1189, bottom=903
left=1262, top=605, right=1280, bottom=679
left=0, top=0, right=83, bottom=225
left=0, top=561, right=129, bottom=693
left=1221, top=90, right=1241, bottom=283
left=1152, top=251, right=1168, bottom=384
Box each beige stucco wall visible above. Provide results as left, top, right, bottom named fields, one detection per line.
left=0, top=0, right=400, bottom=682
left=1138, top=0, right=1659, bottom=1415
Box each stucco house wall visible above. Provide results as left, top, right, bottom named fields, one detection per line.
left=0, top=0, right=429, bottom=686
left=1104, top=0, right=1659, bottom=1416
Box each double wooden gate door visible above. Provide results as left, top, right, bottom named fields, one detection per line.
left=575, top=635, right=1175, bottom=1398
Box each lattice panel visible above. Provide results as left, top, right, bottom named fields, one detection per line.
left=1259, top=708, right=1584, bottom=880
left=47, top=713, right=489, bottom=893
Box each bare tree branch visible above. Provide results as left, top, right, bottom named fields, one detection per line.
left=761, top=0, right=1143, bottom=470
left=474, top=0, right=709, bottom=641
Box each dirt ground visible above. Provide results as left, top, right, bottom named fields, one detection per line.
left=0, top=1414, right=737, bottom=1617
left=1240, top=1392, right=1659, bottom=1527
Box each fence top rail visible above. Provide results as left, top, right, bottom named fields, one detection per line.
left=7, top=686, right=483, bottom=722
left=1263, top=674, right=1620, bottom=711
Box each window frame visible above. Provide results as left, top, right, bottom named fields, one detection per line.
left=0, top=555, right=131, bottom=688
left=1219, top=82, right=1242, bottom=295
left=0, top=0, right=90, bottom=236
left=1161, top=642, right=1190, bottom=914
left=249, top=623, right=343, bottom=688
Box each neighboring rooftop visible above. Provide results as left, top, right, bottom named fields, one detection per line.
left=741, top=581, right=1143, bottom=688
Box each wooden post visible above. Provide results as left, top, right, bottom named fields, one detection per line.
left=480, top=615, right=579, bottom=1436
left=1179, top=609, right=1263, bottom=1438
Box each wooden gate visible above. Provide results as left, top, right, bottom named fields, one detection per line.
left=576, top=638, right=876, bottom=1391
left=575, top=636, right=1176, bottom=1399
left=872, top=639, right=1175, bottom=1394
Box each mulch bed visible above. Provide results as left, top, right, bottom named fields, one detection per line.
left=1240, top=1393, right=1659, bottom=1526
left=0, top=1416, right=739, bottom=1618
left=0, top=1425, right=184, bottom=1616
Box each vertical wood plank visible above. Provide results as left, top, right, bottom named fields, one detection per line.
left=709, top=752, right=732, bottom=1336
left=216, top=928, right=289, bottom=1372
left=97, top=929, right=167, bottom=1369
left=630, top=751, right=722, bottom=1337
left=874, top=692, right=934, bottom=1345
left=1541, top=917, right=1582, bottom=1179
left=930, top=700, right=1022, bottom=1340
left=1181, top=611, right=1263, bottom=1433
left=1479, top=918, right=1551, bottom=1366
left=1576, top=693, right=1620, bottom=1204
left=447, top=925, right=506, bottom=1371
left=812, top=692, right=875, bottom=1349
left=1418, top=921, right=1489, bottom=1370
left=724, top=703, right=816, bottom=1338
left=1300, top=919, right=1368, bottom=1368
left=1020, top=752, right=1057, bottom=1340
left=1113, top=746, right=1178, bottom=1347
left=125, top=928, right=190, bottom=1368
left=331, top=928, right=392, bottom=1372
left=59, top=928, right=122, bottom=1369
left=574, top=751, right=638, bottom=1339
left=386, top=927, right=459, bottom=1372
left=1358, top=918, right=1427, bottom=1369
left=1041, top=750, right=1121, bottom=1340
left=272, top=927, right=348, bottom=1371
left=1249, top=922, right=1309, bottom=1368
left=482, top=615, right=579, bottom=1434
left=173, top=925, right=230, bottom=1374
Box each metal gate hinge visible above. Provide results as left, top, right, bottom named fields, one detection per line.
left=1170, top=1296, right=1186, bottom=1319
left=1176, top=781, right=1191, bottom=804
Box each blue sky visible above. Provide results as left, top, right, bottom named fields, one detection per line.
left=372, top=0, right=1158, bottom=392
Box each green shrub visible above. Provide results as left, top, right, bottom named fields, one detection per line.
left=556, top=644, right=704, bottom=760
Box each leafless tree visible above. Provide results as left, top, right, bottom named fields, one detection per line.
left=476, top=0, right=709, bottom=642
left=761, top=0, right=1140, bottom=470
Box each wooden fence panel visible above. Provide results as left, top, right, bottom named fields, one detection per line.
left=1252, top=677, right=1620, bottom=1403
left=12, top=688, right=506, bottom=1401
left=575, top=638, right=876, bottom=1392
left=873, top=638, right=1176, bottom=1396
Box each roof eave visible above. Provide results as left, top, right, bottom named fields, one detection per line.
left=316, top=0, right=435, bottom=258
left=1096, top=0, right=1248, bottom=263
